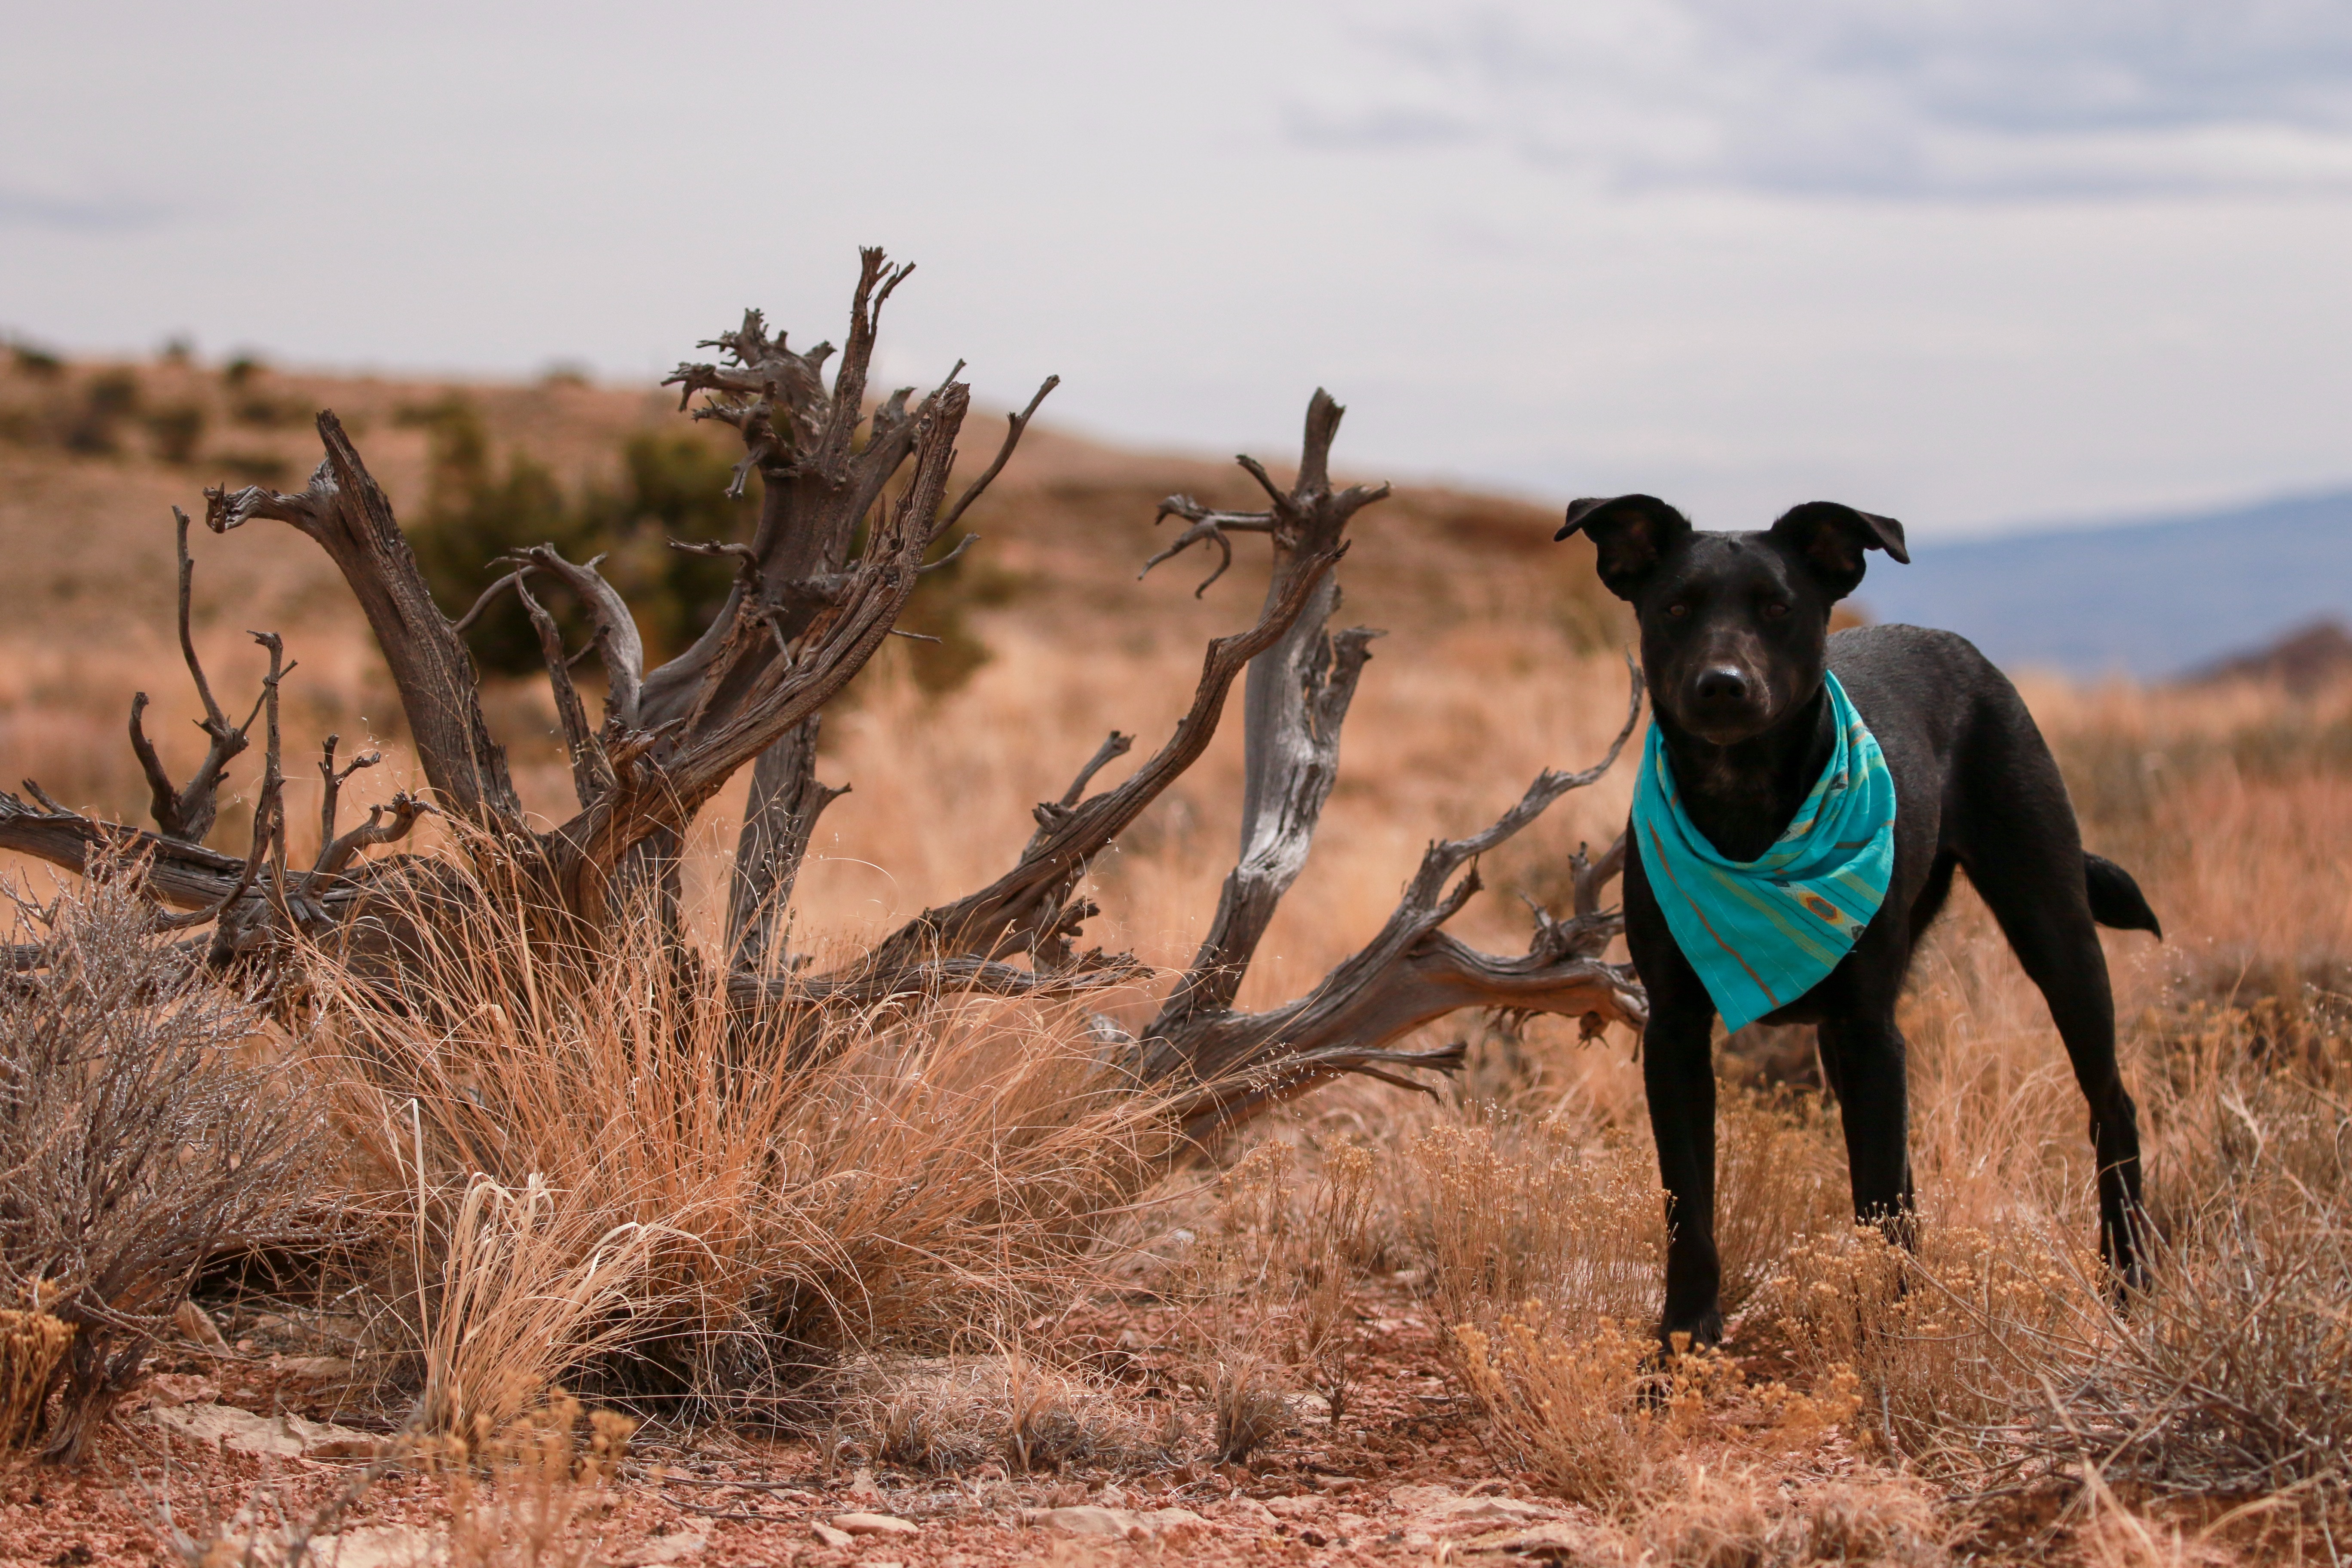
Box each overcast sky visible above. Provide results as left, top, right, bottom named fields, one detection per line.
left=8, top=2, right=2351, bottom=536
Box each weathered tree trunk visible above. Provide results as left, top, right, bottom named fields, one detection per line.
left=0, top=254, right=1645, bottom=1133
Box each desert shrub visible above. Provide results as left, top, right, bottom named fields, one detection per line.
left=1757, top=1219, right=2094, bottom=1465
left=1712, top=1089, right=1844, bottom=1313
left=61, top=368, right=141, bottom=455
left=1453, top=1307, right=1860, bottom=1511
left=307, top=867, right=1176, bottom=1430
left=143, top=401, right=207, bottom=465
left=9, top=339, right=64, bottom=378
left=399, top=395, right=601, bottom=677
left=0, top=870, right=315, bottom=1458
left=1406, top=1109, right=1660, bottom=1337
left=831, top=1349, right=1168, bottom=1473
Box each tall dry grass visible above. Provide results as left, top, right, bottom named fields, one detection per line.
left=303, top=875, right=1183, bottom=1432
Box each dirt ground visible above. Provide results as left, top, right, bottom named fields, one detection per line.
left=0, top=1271, right=2114, bottom=1568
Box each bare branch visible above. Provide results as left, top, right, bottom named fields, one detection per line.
left=833, top=547, right=1344, bottom=982
left=313, top=734, right=383, bottom=870
left=315, top=793, right=433, bottom=877
left=127, top=510, right=257, bottom=843
left=511, top=545, right=646, bottom=729
left=0, top=793, right=248, bottom=910
left=726, top=715, right=847, bottom=974
left=1140, top=496, right=1276, bottom=597
left=917, top=532, right=980, bottom=575
left=1572, top=830, right=1630, bottom=919
left=727, top=951, right=1145, bottom=1014
left=1152, top=390, right=1392, bottom=1023
left=207, top=413, right=523, bottom=833
left=450, top=565, right=532, bottom=634
left=1139, top=662, right=1648, bottom=1134
left=939, top=375, right=1059, bottom=535
left=515, top=576, right=614, bottom=807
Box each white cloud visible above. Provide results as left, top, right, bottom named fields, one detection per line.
left=1296, top=1, right=2352, bottom=196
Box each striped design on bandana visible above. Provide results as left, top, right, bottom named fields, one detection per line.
left=1631, top=671, right=1897, bottom=1033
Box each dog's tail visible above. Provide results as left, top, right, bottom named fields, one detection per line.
left=2085, top=852, right=2162, bottom=939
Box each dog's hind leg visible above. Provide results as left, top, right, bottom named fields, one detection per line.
left=1958, top=801, right=2148, bottom=1289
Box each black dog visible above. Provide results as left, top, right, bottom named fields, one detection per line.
left=1558, top=495, right=2161, bottom=1348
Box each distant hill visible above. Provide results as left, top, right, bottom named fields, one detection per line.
left=1851, top=490, right=2352, bottom=680
left=2190, top=618, right=2352, bottom=695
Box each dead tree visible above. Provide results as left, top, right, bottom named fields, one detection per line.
left=0, top=252, right=1644, bottom=1130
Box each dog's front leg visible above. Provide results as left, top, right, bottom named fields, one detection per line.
left=1643, top=984, right=1724, bottom=1349
left=1817, top=1014, right=1917, bottom=1246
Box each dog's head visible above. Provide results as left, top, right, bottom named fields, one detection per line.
left=1558, top=495, right=1908, bottom=745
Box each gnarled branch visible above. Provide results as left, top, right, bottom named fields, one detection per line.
left=126, top=509, right=258, bottom=844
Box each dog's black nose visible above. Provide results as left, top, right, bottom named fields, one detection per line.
left=1694, top=667, right=1752, bottom=707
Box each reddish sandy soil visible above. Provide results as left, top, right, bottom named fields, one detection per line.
left=0, top=1276, right=1691, bottom=1568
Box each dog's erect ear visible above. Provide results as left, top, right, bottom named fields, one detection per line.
left=1556, top=494, right=1694, bottom=599
left=1768, top=501, right=1909, bottom=597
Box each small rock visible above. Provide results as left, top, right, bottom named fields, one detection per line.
left=1023, top=1505, right=1207, bottom=1540
left=175, top=1300, right=229, bottom=1351
left=830, top=1513, right=919, bottom=1537
left=1264, top=1494, right=1324, bottom=1520
left=1470, top=1520, right=1605, bottom=1562
left=149, top=1403, right=382, bottom=1460
left=1425, top=1495, right=1558, bottom=1529
left=809, top=1523, right=854, bottom=1549
left=613, top=1532, right=707, bottom=1565
left=1219, top=1497, right=1280, bottom=1528
left=144, top=1372, right=220, bottom=1408
left=301, top=1523, right=443, bottom=1568
left=1136, top=1508, right=1209, bottom=1538
left=276, top=1355, right=358, bottom=1384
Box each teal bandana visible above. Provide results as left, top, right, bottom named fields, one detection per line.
left=1632, top=671, right=1897, bottom=1032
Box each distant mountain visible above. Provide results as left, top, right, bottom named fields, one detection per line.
left=1850, top=490, right=2352, bottom=680
left=2190, top=618, right=2352, bottom=695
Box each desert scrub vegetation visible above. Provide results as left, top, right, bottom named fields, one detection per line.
left=0, top=870, right=314, bottom=1460
left=307, top=868, right=1181, bottom=1435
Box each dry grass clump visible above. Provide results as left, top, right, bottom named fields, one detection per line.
left=307, top=871, right=1179, bottom=1431
left=1752, top=988, right=2352, bottom=1508
left=1757, top=1218, right=2095, bottom=1464
left=1406, top=1109, right=1661, bottom=1336
left=0, top=1308, right=72, bottom=1452
left=830, top=1350, right=1171, bottom=1474
left=1151, top=1135, right=1386, bottom=1462
left=0, top=870, right=315, bottom=1459
left=429, top=1395, right=640, bottom=1568
left=1712, top=1089, right=1844, bottom=1313
left=1626, top=1468, right=1948, bottom=1568
left=1993, top=1019, right=2352, bottom=1501
left=1453, top=1308, right=1860, bottom=1512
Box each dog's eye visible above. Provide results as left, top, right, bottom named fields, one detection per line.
left=1666, top=602, right=1690, bottom=619
left=1763, top=601, right=1790, bottom=619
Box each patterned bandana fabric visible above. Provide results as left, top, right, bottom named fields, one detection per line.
left=1632, top=671, right=1898, bottom=1033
